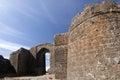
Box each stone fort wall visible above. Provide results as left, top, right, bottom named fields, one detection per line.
left=54, top=33, right=68, bottom=80
left=68, top=1, right=120, bottom=80
left=10, top=43, right=55, bottom=76
left=9, top=1, right=120, bottom=80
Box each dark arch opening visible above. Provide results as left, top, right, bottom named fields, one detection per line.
left=36, top=48, right=50, bottom=75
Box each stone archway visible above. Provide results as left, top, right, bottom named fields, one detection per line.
left=29, top=43, right=55, bottom=75
left=36, top=48, right=50, bottom=75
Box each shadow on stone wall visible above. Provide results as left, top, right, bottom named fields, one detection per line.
left=10, top=47, right=51, bottom=77
left=0, top=55, right=16, bottom=78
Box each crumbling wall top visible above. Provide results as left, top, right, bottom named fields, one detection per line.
left=69, top=1, right=120, bottom=31
left=29, top=43, right=54, bottom=57
left=10, top=48, right=28, bottom=56
left=54, top=33, right=68, bottom=46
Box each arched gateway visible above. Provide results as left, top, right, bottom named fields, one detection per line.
left=10, top=43, right=55, bottom=76
left=30, top=43, right=54, bottom=75
left=36, top=48, right=50, bottom=75
left=9, top=1, right=120, bottom=80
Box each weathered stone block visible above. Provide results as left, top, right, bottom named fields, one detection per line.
left=54, top=33, right=68, bottom=46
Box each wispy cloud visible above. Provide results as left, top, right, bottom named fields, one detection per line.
left=0, top=39, right=29, bottom=51
left=46, top=66, right=50, bottom=71
left=0, top=0, right=58, bottom=25
left=0, top=22, right=24, bottom=37
left=0, top=0, right=39, bottom=22
left=15, top=0, right=57, bottom=24
left=0, top=22, right=30, bottom=41
left=38, top=1, right=57, bottom=24
left=0, top=48, right=12, bottom=59
left=11, top=0, right=57, bottom=24
left=0, top=39, right=30, bottom=59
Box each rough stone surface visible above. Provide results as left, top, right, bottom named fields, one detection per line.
left=29, top=43, right=55, bottom=75
left=54, top=33, right=68, bottom=80
left=10, top=43, right=55, bottom=76
left=68, top=1, right=120, bottom=80
left=0, top=55, right=16, bottom=78
left=8, top=1, right=120, bottom=80
left=10, top=48, right=32, bottom=76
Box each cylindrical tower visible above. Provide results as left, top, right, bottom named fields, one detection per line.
left=67, top=1, right=120, bottom=80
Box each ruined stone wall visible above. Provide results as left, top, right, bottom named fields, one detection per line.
left=17, top=48, right=31, bottom=76
left=10, top=52, right=19, bottom=73
left=54, top=33, right=68, bottom=80
left=9, top=1, right=120, bottom=80
left=67, top=1, right=120, bottom=80
left=10, top=48, right=31, bottom=76
left=29, top=43, right=55, bottom=74
left=10, top=43, right=55, bottom=76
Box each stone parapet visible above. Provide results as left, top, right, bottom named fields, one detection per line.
left=54, top=33, right=68, bottom=46
left=69, top=1, right=120, bottom=31
left=67, top=1, right=120, bottom=80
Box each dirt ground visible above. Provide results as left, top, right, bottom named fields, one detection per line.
left=2, top=74, right=60, bottom=80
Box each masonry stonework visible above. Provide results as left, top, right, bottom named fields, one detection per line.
left=9, top=1, right=120, bottom=80
left=68, top=1, right=120, bottom=80
left=54, top=33, right=68, bottom=80
left=10, top=48, right=33, bottom=76
left=30, top=43, right=55, bottom=75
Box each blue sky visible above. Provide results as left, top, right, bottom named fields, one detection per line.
left=0, top=0, right=119, bottom=59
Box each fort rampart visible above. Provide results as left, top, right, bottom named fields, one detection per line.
left=9, top=1, right=120, bottom=80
